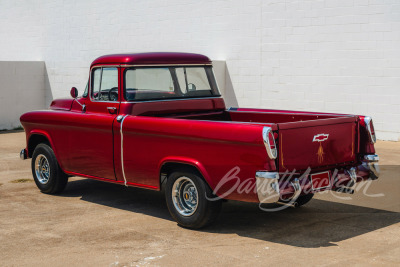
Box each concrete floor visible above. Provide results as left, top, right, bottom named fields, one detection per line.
left=0, top=132, right=399, bottom=266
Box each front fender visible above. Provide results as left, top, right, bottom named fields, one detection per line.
left=27, top=129, right=65, bottom=171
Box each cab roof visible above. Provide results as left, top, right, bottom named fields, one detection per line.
left=91, top=52, right=211, bottom=67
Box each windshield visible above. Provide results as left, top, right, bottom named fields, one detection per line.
left=124, top=66, right=220, bottom=101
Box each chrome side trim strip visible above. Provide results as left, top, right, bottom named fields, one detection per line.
left=119, top=115, right=129, bottom=186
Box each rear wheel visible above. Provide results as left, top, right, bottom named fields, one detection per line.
left=31, top=144, right=68, bottom=194
left=165, top=171, right=221, bottom=229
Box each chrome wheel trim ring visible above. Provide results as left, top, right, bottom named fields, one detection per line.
left=172, top=176, right=199, bottom=217
left=35, top=154, right=51, bottom=185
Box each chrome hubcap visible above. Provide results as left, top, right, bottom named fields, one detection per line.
left=172, top=177, right=198, bottom=216
left=35, top=154, right=50, bottom=184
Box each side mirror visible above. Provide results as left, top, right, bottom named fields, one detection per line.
left=70, top=87, right=78, bottom=98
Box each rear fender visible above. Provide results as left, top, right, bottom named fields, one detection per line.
left=158, top=156, right=213, bottom=190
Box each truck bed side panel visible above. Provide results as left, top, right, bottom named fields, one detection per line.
left=115, top=116, right=274, bottom=202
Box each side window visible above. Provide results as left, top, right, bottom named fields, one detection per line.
left=91, top=67, right=118, bottom=101
left=92, top=68, right=102, bottom=100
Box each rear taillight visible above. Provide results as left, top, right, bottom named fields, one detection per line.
left=262, top=127, right=277, bottom=159
left=363, top=116, right=376, bottom=144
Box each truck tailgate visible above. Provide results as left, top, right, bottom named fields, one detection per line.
left=277, top=116, right=357, bottom=171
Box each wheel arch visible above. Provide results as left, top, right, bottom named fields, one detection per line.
left=28, top=131, right=52, bottom=156
left=158, top=157, right=214, bottom=191
left=28, top=130, right=67, bottom=173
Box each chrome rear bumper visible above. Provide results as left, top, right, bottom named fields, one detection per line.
left=255, top=171, right=301, bottom=205
left=255, top=154, right=380, bottom=204
left=255, top=171, right=280, bottom=204
left=361, top=154, right=379, bottom=180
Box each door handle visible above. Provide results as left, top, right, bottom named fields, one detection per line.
left=107, top=107, right=117, bottom=114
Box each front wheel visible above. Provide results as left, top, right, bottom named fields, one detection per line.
left=31, top=144, right=68, bottom=194
left=165, top=171, right=221, bottom=229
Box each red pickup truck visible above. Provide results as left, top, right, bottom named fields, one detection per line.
left=20, top=52, right=380, bottom=228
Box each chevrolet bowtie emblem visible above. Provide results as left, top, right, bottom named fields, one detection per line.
left=313, top=134, right=328, bottom=163
left=313, top=133, right=329, bottom=142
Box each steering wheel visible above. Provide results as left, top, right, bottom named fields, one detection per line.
left=108, top=87, right=118, bottom=101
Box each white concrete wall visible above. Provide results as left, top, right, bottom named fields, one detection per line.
left=0, top=0, right=399, bottom=140
left=0, top=61, right=49, bottom=130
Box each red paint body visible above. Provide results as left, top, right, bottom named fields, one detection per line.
left=20, top=53, right=378, bottom=203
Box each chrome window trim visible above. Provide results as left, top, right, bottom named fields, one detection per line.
left=90, top=65, right=120, bottom=71
left=122, top=65, right=219, bottom=102
left=364, top=116, right=376, bottom=143
left=86, top=64, right=218, bottom=103
left=125, top=96, right=223, bottom=104
left=262, top=126, right=277, bottom=159
left=120, top=63, right=212, bottom=67
left=89, top=65, right=120, bottom=102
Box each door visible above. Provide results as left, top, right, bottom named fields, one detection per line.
left=65, top=66, right=120, bottom=179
